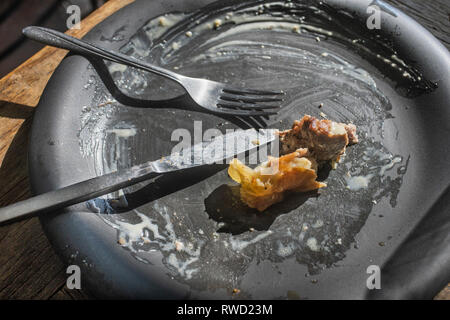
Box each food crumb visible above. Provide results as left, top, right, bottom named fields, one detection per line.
left=318, top=103, right=323, bottom=109
left=319, top=112, right=327, bottom=118
left=310, top=279, right=318, bottom=284
left=214, top=19, right=222, bottom=29
left=185, top=31, right=193, bottom=37
left=175, top=240, right=184, bottom=251
left=158, top=17, right=167, bottom=27
left=379, top=241, right=385, bottom=247
left=251, top=139, right=260, bottom=146
left=232, top=288, right=240, bottom=294
left=249, top=227, right=255, bottom=232
left=118, top=237, right=126, bottom=245
left=292, top=25, right=300, bottom=33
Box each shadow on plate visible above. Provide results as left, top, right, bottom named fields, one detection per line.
left=204, top=184, right=320, bottom=235
left=101, top=164, right=229, bottom=213
left=83, top=55, right=270, bottom=129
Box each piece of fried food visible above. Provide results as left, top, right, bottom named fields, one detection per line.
left=228, top=115, right=358, bottom=211
left=278, top=115, right=358, bottom=163
left=228, top=148, right=326, bottom=212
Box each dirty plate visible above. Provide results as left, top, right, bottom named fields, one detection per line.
left=30, top=0, right=450, bottom=299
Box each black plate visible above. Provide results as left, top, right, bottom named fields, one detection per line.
left=29, top=0, right=450, bottom=299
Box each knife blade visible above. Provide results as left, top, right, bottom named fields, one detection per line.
left=0, top=129, right=277, bottom=224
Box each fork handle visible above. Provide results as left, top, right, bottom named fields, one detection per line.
left=23, top=26, right=185, bottom=84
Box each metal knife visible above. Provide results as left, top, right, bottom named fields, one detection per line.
left=0, top=129, right=277, bottom=225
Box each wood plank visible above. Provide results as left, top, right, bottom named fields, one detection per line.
left=435, top=284, right=450, bottom=300
left=0, top=0, right=134, bottom=300
left=0, top=218, right=66, bottom=299
left=0, top=0, right=134, bottom=107
left=384, top=0, right=450, bottom=50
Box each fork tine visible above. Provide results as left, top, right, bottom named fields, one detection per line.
left=217, top=102, right=281, bottom=110
left=223, top=87, right=284, bottom=96
left=214, top=106, right=278, bottom=117
left=220, top=94, right=284, bottom=103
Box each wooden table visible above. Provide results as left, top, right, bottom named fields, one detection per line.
left=0, top=0, right=448, bottom=300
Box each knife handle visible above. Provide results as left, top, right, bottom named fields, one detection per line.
left=0, top=166, right=159, bottom=225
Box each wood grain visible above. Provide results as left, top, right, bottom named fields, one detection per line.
left=0, top=0, right=134, bottom=300
left=0, top=0, right=135, bottom=107
left=384, top=0, right=450, bottom=50
left=0, top=0, right=448, bottom=300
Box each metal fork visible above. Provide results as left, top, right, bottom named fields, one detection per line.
left=23, top=26, right=284, bottom=117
